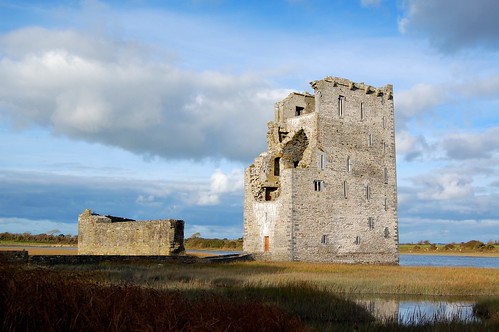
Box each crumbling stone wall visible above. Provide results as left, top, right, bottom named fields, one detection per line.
left=244, top=76, right=399, bottom=264
left=78, top=209, right=185, bottom=255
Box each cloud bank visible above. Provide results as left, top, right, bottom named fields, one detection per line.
left=399, top=0, right=499, bottom=52
left=0, top=27, right=289, bottom=163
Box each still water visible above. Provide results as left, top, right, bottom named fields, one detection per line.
left=400, top=254, right=499, bottom=268
left=188, top=250, right=499, bottom=269
left=190, top=250, right=497, bottom=324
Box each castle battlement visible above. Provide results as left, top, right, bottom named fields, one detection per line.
left=312, top=76, right=393, bottom=99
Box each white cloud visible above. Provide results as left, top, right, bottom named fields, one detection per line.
left=0, top=217, right=77, bottom=235
left=396, top=130, right=430, bottom=161
left=416, top=173, right=473, bottom=201
left=396, top=83, right=446, bottom=127
left=399, top=217, right=499, bottom=243
left=0, top=27, right=289, bottom=162
left=399, top=0, right=499, bottom=52
left=197, top=168, right=244, bottom=206
left=185, top=224, right=242, bottom=239
left=441, top=127, right=499, bottom=160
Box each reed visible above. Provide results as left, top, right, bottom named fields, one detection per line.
left=0, top=263, right=304, bottom=331
left=91, top=261, right=499, bottom=296
left=4, top=261, right=499, bottom=331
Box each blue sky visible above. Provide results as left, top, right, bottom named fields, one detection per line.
left=1, top=0, right=499, bottom=243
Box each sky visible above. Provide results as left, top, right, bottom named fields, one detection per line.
left=1, top=0, right=499, bottom=244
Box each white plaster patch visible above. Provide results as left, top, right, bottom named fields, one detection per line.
left=253, top=201, right=280, bottom=236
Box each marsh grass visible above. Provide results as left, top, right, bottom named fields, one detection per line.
left=4, top=260, right=499, bottom=331
left=0, top=263, right=305, bottom=331
left=46, top=260, right=498, bottom=331
left=474, top=298, right=499, bottom=322
left=90, top=261, right=499, bottom=296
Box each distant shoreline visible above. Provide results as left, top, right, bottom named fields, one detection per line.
left=400, top=250, right=499, bottom=257
left=1, top=243, right=498, bottom=257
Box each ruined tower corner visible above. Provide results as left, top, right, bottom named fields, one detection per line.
left=170, top=219, right=186, bottom=255
left=80, top=208, right=92, bottom=218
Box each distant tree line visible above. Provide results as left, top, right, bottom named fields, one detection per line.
left=185, top=233, right=243, bottom=250
left=404, top=239, right=498, bottom=251
left=0, top=232, right=78, bottom=245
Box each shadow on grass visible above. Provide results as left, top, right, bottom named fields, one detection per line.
left=3, top=262, right=498, bottom=331
left=0, top=263, right=304, bottom=332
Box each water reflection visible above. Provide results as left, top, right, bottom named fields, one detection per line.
left=398, top=301, right=476, bottom=324
left=353, top=297, right=479, bottom=324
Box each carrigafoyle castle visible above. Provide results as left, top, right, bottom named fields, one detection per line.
left=243, top=76, right=399, bottom=264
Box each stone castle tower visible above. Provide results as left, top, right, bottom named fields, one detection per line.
left=243, top=76, right=399, bottom=264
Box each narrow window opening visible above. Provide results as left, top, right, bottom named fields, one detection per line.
left=384, top=167, right=388, bottom=184
left=314, top=180, right=324, bottom=192
left=264, top=236, right=270, bottom=252
left=295, top=106, right=304, bottom=116
left=343, top=180, right=348, bottom=199
left=360, top=102, right=364, bottom=120
left=347, top=156, right=352, bottom=172
left=321, top=234, right=328, bottom=244
left=274, top=157, right=280, bottom=176
left=384, top=197, right=388, bottom=211
left=318, top=152, right=326, bottom=170
left=384, top=227, right=390, bottom=238
left=354, top=236, right=361, bottom=245
left=338, top=95, right=344, bottom=117
left=365, top=185, right=371, bottom=200
left=368, top=133, right=373, bottom=147
left=368, top=217, right=374, bottom=230
left=383, top=141, right=387, bottom=154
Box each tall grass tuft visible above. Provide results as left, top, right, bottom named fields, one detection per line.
left=0, top=263, right=305, bottom=331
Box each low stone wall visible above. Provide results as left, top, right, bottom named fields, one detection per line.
left=78, top=209, right=185, bottom=255
left=29, top=254, right=197, bottom=265
left=0, top=251, right=254, bottom=266
left=0, top=250, right=29, bottom=263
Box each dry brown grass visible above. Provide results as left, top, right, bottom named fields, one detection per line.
left=0, top=263, right=305, bottom=332
left=93, top=261, right=499, bottom=297
left=0, top=245, right=78, bottom=256
left=3, top=261, right=499, bottom=331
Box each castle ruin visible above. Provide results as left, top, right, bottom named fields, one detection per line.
left=243, top=76, right=399, bottom=264
left=78, top=209, right=185, bottom=255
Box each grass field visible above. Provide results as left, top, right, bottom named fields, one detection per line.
left=2, top=260, right=498, bottom=331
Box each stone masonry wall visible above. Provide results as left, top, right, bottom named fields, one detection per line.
left=78, top=209, right=185, bottom=255
left=244, top=76, right=399, bottom=264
